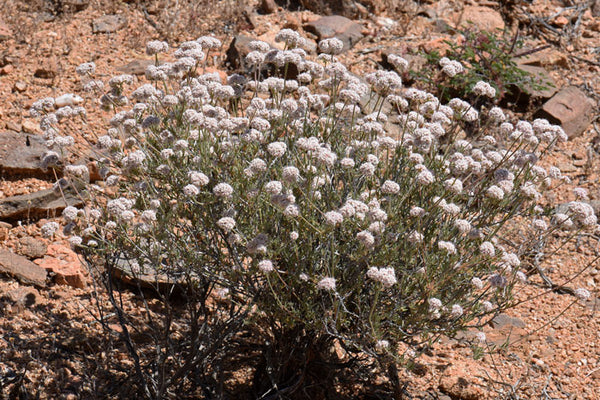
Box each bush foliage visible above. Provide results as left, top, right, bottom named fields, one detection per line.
left=32, top=30, right=594, bottom=398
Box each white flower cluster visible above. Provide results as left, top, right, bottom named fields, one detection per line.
left=439, top=57, right=464, bottom=77
left=472, top=81, right=496, bottom=98
left=366, top=267, right=397, bottom=288
left=40, top=28, right=598, bottom=363
left=318, top=38, right=344, bottom=55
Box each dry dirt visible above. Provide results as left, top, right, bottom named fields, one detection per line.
left=0, top=0, right=600, bottom=398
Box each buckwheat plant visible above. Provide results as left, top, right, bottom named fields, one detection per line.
left=34, top=30, right=597, bottom=398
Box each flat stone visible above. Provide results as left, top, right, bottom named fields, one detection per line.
left=35, top=244, right=86, bottom=289
left=557, top=162, right=577, bottom=173
left=22, top=120, right=41, bottom=135
left=454, top=6, right=505, bottom=32
left=0, top=188, right=83, bottom=223
left=92, top=15, right=127, bottom=34
left=117, top=59, right=155, bottom=76
left=0, top=249, right=47, bottom=287
left=537, top=86, right=596, bottom=139
left=517, top=64, right=558, bottom=99
left=514, top=48, right=568, bottom=68
left=490, top=313, right=526, bottom=329
left=18, top=237, right=48, bottom=259
left=304, top=16, right=364, bottom=52
left=0, top=131, right=63, bottom=179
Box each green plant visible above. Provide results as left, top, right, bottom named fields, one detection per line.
left=413, top=28, right=553, bottom=104
left=32, top=31, right=594, bottom=399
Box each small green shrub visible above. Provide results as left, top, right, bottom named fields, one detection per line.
left=413, top=28, right=553, bottom=104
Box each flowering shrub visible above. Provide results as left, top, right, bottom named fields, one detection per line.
left=34, top=30, right=596, bottom=397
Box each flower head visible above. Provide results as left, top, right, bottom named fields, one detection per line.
left=317, top=277, right=336, bottom=291
left=213, top=183, right=234, bottom=198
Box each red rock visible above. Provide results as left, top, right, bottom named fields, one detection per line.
left=0, top=249, right=47, bottom=287
left=514, top=48, right=568, bottom=68
left=537, top=86, right=596, bottom=139
left=454, top=6, right=505, bottom=32
left=553, top=15, right=569, bottom=27
left=22, top=120, right=41, bottom=135
left=13, top=81, right=27, bottom=93
left=0, top=64, right=14, bottom=75
left=34, top=244, right=87, bottom=289
left=421, top=37, right=451, bottom=54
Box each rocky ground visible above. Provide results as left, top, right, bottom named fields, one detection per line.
left=0, top=0, right=600, bottom=398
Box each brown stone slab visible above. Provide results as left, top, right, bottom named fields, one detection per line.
left=537, top=86, right=596, bottom=139
left=0, top=249, right=47, bottom=287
